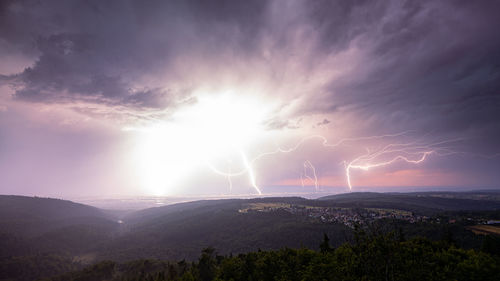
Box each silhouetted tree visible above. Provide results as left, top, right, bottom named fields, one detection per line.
left=198, top=247, right=216, bottom=281
left=319, top=233, right=332, bottom=253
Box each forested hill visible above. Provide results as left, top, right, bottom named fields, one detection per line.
left=0, top=195, right=106, bottom=220
left=0, top=195, right=117, bottom=238
left=318, top=192, right=500, bottom=214
left=47, top=232, right=500, bottom=281
left=0, top=195, right=120, bottom=263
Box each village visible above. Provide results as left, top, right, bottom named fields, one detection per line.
left=239, top=203, right=430, bottom=228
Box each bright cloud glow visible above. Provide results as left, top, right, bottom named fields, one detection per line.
left=131, top=93, right=273, bottom=195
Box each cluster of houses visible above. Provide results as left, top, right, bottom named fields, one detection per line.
left=241, top=203, right=500, bottom=228
left=243, top=204, right=430, bottom=228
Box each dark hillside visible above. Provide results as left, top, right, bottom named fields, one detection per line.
left=102, top=199, right=349, bottom=261
left=0, top=195, right=120, bottom=257
left=0, top=195, right=114, bottom=238
left=318, top=192, right=500, bottom=214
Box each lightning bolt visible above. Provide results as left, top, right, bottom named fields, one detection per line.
left=302, top=160, right=319, bottom=191
left=239, top=150, right=262, bottom=195
left=342, top=138, right=465, bottom=190
left=205, top=150, right=261, bottom=194
left=247, top=131, right=413, bottom=164
left=345, top=151, right=433, bottom=190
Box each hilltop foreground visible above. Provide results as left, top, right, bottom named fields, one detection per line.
left=1, top=191, right=500, bottom=280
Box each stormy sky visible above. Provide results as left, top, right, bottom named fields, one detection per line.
left=1, top=0, right=499, bottom=197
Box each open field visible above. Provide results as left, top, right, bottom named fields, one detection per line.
left=468, top=225, right=500, bottom=236
left=238, top=202, right=291, bottom=213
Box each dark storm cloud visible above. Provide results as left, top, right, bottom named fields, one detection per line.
left=303, top=0, right=500, bottom=149
left=317, top=119, right=330, bottom=126
left=0, top=0, right=270, bottom=109
left=306, top=0, right=389, bottom=54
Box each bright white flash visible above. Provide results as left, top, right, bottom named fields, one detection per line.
left=131, top=94, right=270, bottom=196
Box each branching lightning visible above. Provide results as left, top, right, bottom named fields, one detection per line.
left=302, top=160, right=319, bottom=191
left=239, top=150, right=262, bottom=195
left=208, top=133, right=463, bottom=194
left=344, top=150, right=433, bottom=190
left=342, top=138, right=466, bottom=190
